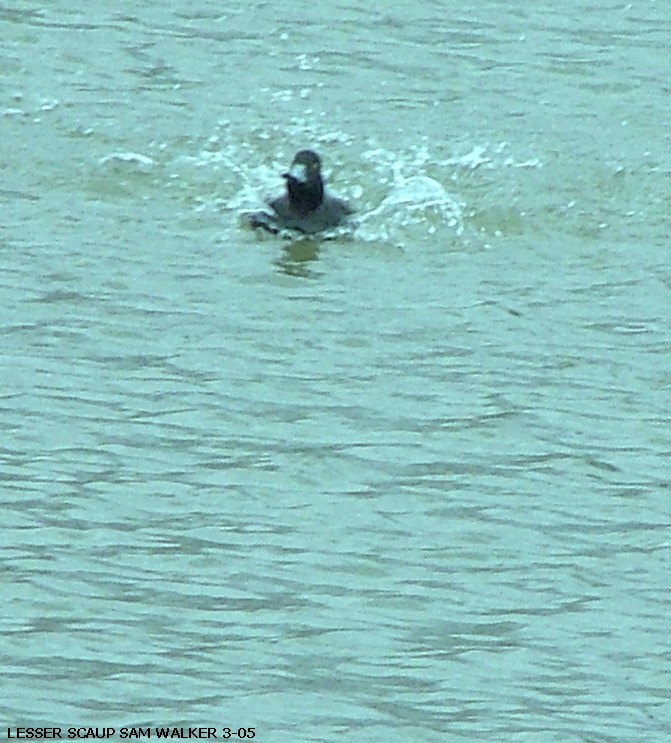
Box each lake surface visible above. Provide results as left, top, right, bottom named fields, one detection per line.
left=2, top=1, right=670, bottom=741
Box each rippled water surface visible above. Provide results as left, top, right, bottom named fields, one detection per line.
left=2, top=2, right=670, bottom=741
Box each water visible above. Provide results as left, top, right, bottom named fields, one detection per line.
left=2, top=2, right=670, bottom=741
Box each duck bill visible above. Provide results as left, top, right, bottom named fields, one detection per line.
left=284, top=162, right=309, bottom=184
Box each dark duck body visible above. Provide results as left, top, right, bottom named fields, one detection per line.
left=248, top=150, right=352, bottom=235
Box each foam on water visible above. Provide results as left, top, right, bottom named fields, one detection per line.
left=99, top=152, right=156, bottom=175
left=176, top=124, right=472, bottom=247
left=166, top=120, right=558, bottom=252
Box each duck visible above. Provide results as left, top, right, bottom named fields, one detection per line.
left=248, top=150, right=353, bottom=235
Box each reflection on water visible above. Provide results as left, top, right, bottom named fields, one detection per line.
left=275, top=238, right=321, bottom=278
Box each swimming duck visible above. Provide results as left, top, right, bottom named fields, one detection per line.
left=248, top=150, right=353, bottom=235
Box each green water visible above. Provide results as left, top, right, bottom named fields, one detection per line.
left=2, top=2, right=670, bottom=741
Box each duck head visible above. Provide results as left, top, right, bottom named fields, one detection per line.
left=283, top=150, right=324, bottom=214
